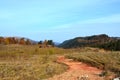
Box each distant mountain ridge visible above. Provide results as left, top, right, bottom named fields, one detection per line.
left=14, top=37, right=38, bottom=44
left=58, top=34, right=120, bottom=50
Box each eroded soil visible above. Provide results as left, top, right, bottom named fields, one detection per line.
left=48, top=56, right=104, bottom=80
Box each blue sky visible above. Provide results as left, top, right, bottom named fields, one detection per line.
left=0, top=0, right=120, bottom=42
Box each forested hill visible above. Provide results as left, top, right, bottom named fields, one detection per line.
left=58, top=34, right=120, bottom=51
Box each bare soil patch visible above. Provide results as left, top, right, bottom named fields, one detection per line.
left=48, top=56, right=103, bottom=80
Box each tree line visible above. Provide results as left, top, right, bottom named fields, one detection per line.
left=38, top=40, right=54, bottom=48
left=0, top=37, right=55, bottom=48
left=0, top=37, right=31, bottom=45
left=98, top=40, right=120, bottom=51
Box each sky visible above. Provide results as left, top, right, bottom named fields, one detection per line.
left=0, top=0, right=120, bottom=42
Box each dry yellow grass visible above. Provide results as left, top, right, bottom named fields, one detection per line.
left=65, top=49, right=120, bottom=78
left=0, top=45, right=68, bottom=80
left=0, top=45, right=120, bottom=80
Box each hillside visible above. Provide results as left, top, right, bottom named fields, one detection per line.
left=59, top=34, right=120, bottom=50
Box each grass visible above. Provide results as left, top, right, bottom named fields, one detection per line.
left=0, top=44, right=68, bottom=80
left=65, top=48, right=120, bottom=77
left=0, top=45, right=120, bottom=79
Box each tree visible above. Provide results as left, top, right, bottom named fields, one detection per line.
left=38, top=41, right=42, bottom=44
left=4, top=37, right=10, bottom=45
left=10, top=37, right=16, bottom=44
left=43, top=40, right=48, bottom=45
left=26, top=39, right=31, bottom=45
left=0, top=37, right=4, bottom=44
left=99, top=40, right=120, bottom=51
left=19, top=38, right=25, bottom=45
left=38, top=40, right=54, bottom=48
left=47, top=40, right=54, bottom=46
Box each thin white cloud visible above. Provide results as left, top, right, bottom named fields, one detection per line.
left=79, top=14, right=120, bottom=24
left=0, top=0, right=120, bottom=31
left=52, top=14, right=120, bottom=30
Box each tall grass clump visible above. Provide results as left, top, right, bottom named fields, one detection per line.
left=66, top=51, right=120, bottom=76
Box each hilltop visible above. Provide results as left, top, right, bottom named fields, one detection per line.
left=59, top=34, right=120, bottom=51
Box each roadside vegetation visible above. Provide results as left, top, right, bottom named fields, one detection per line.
left=65, top=47, right=120, bottom=77
left=0, top=44, right=68, bottom=80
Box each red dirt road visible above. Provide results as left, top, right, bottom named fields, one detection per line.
left=48, top=56, right=104, bottom=80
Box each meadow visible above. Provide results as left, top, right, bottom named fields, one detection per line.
left=0, top=44, right=68, bottom=80
left=0, top=45, right=120, bottom=80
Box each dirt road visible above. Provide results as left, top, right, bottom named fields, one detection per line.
left=48, top=56, right=104, bottom=80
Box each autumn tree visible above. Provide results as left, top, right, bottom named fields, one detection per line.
left=0, top=37, right=4, bottom=44
left=10, top=37, right=17, bottom=44
left=4, top=37, right=10, bottom=45
left=19, top=38, right=25, bottom=45
left=15, top=38, right=19, bottom=44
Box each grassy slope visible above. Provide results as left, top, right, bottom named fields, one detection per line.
left=65, top=47, right=120, bottom=77
left=0, top=45, right=68, bottom=80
